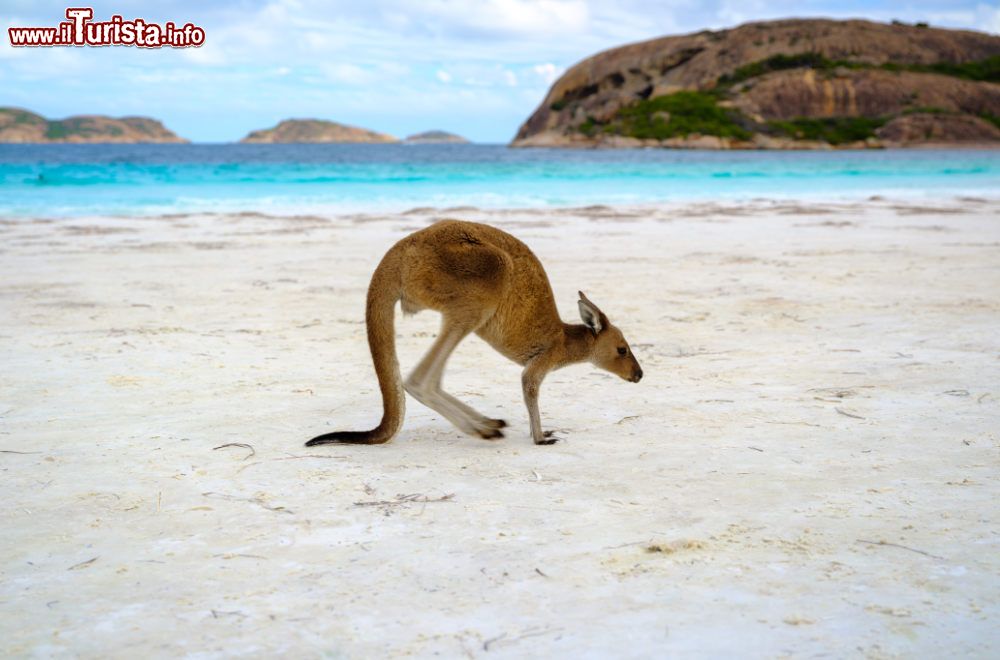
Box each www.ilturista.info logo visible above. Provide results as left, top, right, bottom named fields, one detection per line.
left=8, top=8, right=205, bottom=48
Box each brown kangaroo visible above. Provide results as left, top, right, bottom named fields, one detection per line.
left=306, top=219, right=642, bottom=446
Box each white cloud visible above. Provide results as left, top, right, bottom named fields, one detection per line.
left=715, top=0, right=771, bottom=27
left=0, top=15, right=29, bottom=60
left=974, top=3, right=1000, bottom=33
left=436, top=69, right=452, bottom=83
left=449, top=0, right=589, bottom=36
left=3, top=44, right=87, bottom=79
left=371, top=0, right=590, bottom=38
left=320, top=62, right=369, bottom=85
left=181, top=43, right=227, bottom=65
left=177, top=5, right=284, bottom=66
left=532, top=62, right=562, bottom=84
left=503, top=69, right=518, bottom=86
left=378, top=61, right=410, bottom=76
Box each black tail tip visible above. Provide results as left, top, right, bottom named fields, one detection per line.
left=306, top=432, right=348, bottom=446
left=305, top=430, right=382, bottom=446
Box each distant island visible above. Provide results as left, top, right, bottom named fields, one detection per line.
left=404, top=130, right=469, bottom=144
left=0, top=107, right=187, bottom=143
left=240, top=119, right=398, bottom=143
left=512, top=19, right=1000, bottom=149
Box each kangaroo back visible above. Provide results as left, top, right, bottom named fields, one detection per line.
left=306, top=248, right=405, bottom=445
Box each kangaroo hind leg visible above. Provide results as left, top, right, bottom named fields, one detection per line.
left=404, top=317, right=505, bottom=440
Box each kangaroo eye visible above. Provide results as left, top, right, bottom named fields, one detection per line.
left=617, top=347, right=627, bottom=356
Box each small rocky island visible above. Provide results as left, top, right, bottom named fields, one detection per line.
left=240, top=119, right=398, bottom=143
left=512, top=19, right=1000, bottom=149
left=0, top=107, right=187, bottom=143
left=403, top=130, right=469, bottom=144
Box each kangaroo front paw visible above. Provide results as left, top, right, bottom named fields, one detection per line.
left=535, top=430, right=562, bottom=445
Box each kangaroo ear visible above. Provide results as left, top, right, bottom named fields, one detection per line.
left=578, top=291, right=604, bottom=334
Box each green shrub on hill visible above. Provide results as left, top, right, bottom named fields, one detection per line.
left=719, top=53, right=852, bottom=85
left=718, top=53, right=1000, bottom=86
left=980, top=113, right=1000, bottom=130
left=767, top=117, right=886, bottom=144
left=882, top=55, right=1000, bottom=82
left=44, top=122, right=68, bottom=139
left=588, top=91, right=751, bottom=140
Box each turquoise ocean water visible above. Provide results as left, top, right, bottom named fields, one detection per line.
left=1, top=144, right=998, bottom=217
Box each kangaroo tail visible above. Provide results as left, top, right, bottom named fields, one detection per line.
left=306, top=248, right=405, bottom=446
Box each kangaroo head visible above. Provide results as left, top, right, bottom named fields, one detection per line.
left=578, top=291, right=643, bottom=383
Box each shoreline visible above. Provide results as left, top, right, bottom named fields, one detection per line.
left=509, top=135, right=1000, bottom=150
left=3, top=140, right=1000, bottom=148
left=4, top=191, right=1000, bottom=223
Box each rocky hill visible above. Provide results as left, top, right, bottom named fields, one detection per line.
left=241, top=119, right=397, bottom=143
left=404, top=130, right=469, bottom=144
left=512, top=19, right=1000, bottom=149
left=0, top=108, right=187, bottom=143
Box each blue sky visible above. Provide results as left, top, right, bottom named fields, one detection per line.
left=2, top=1, right=998, bottom=142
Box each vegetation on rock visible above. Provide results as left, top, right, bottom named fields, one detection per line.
left=719, top=53, right=838, bottom=86
left=720, top=53, right=1000, bottom=87
left=882, top=55, right=1000, bottom=82
left=581, top=91, right=751, bottom=141
left=767, top=117, right=887, bottom=145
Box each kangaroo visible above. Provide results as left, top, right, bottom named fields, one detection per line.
left=306, top=219, right=642, bottom=447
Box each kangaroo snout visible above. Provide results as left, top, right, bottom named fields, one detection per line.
left=631, top=367, right=643, bottom=383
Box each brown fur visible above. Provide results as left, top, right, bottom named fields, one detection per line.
left=306, top=219, right=642, bottom=446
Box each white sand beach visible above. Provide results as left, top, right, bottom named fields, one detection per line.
left=1, top=198, right=998, bottom=657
